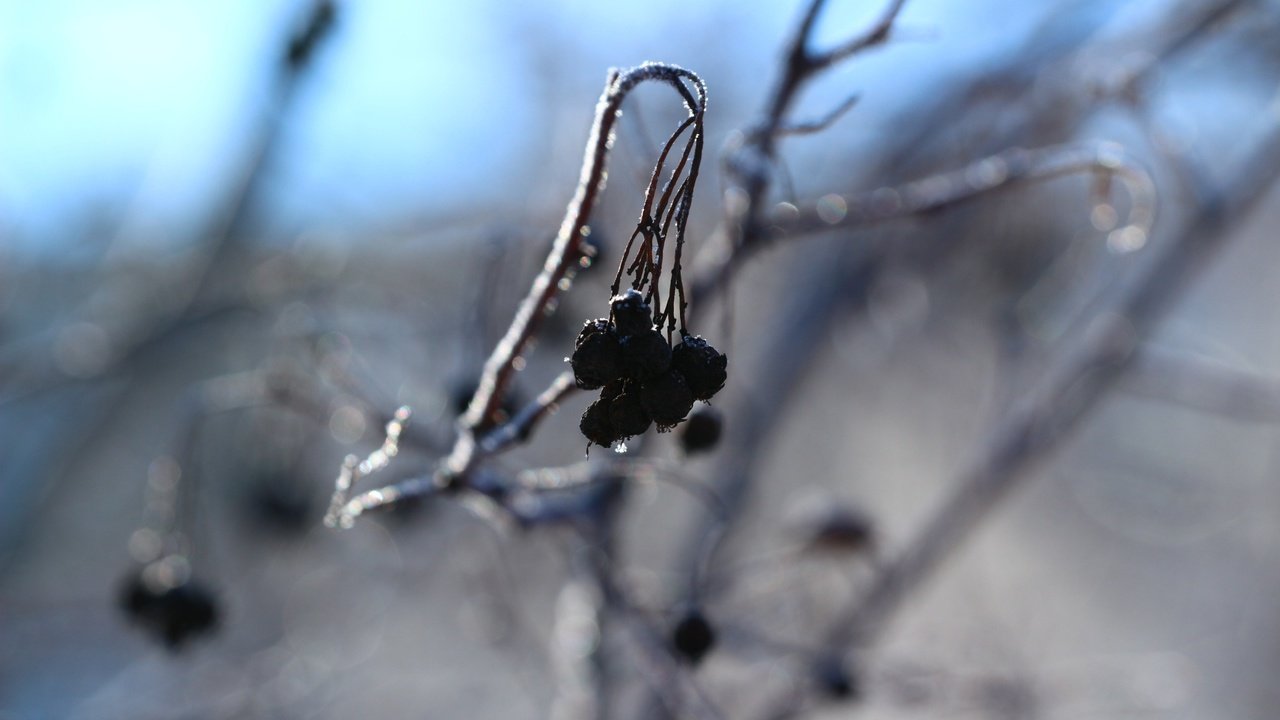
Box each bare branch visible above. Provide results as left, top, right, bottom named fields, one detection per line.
left=809, top=0, right=909, bottom=71
left=834, top=121, right=1280, bottom=649
left=1123, top=347, right=1280, bottom=423
left=776, top=93, right=860, bottom=136
left=775, top=142, right=1156, bottom=241
left=323, top=406, right=412, bottom=528
left=479, top=372, right=578, bottom=455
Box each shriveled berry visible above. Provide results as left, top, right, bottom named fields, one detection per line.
left=575, top=318, right=609, bottom=349
left=678, top=405, right=722, bottom=454
left=600, top=379, right=626, bottom=402
left=671, top=609, right=716, bottom=665
left=671, top=335, right=727, bottom=400
left=610, top=288, right=653, bottom=337
left=640, top=370, right=695, bottom=429
left=571, top=319, right=623, bottom=389
left=608, top=386, right=652, bottom=438
left=579, top=397, right=618, bottom=448
left=621, top=328, right=672, bottom=380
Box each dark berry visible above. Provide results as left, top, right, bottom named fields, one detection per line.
left=159, top=583, right=219, bottom=649
left=802, top=505, right=876, bottom=554
left=120, top=571, right=162, bottom=621
left=671, top=609, right=716, bottom=665
left=640, top=370, right=695, bottom=429
left=671, top=335, right=727, bottom=401
left=678, top=405, right=722, bottom=454
left=600, top=379, right=626, bottom=401
left=608, top=386, right=652, bottom=439
left=814, top=655, right=859, bottom=701
left=575, top=318, right=608, bottom=349
left=580, top=397, right=619, bottom=448
left=245, top=471, right=315, bottom=534
left=119, top=570, right=219, bottom=650
left=610, top=288, right=653, bottom=337
left=570, top=319, right=624, bottom=390
left=621, top=329, right=672, bottom=381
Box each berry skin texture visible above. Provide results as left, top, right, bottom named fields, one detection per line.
left=570, top=319, right=624, bottom=390
left=600, top=379, right=626, bottom=402
left=621, top=329, right=672, bottom=381
left=671, top=335, right=727, bottom=401
left=678, top=405, right=722, bottom=454
left=579, top=397, right=619, bottom=448
left=641, top=370, right=695, bottom=429
left=608, top=386, right=652, bottom=439
left=671, top=609, right=716, bottom=665
left=610, top=288, right=653, bottom=337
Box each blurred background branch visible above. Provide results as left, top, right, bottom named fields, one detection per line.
left=2, top=0, right=1279, bottom=718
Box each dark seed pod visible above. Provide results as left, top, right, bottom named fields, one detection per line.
left=678, top=405, right=722, bottom=454
left=579, top=397, right=619, bottom=448
left=671, top=609, right=716, bottom=665
left=608, top=386, right=652, bottom=439
left=610, top=288, right=653, bottom=337
left=814, top=655, right=859, bottom=701
left=621, top=328, right=672, bottom=381
left=671, top=335, right=728, bottom=401
left=570, top=319, right=624, bottom=389
left=640, top=370, right=695, bottom=429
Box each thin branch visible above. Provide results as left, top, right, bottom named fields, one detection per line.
left=776, top=93, right=860, bottom=136
left=479, top=372, right=577, bottom=455
left=1123, top=347, right=1280, bottom=424
left=691, top=141, right=1157, bottom=307
left=774, top=142, right=1155, bottom=240
left=323, top=406, right=412, bottom=528
left=332, top=472, right=440, bottom=522
left=809, top=0, right=909, bottom=71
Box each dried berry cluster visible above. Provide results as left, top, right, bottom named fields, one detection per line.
left=573, top=289, right=726, bottom=447
left=567, top=72, right=727, bottom=448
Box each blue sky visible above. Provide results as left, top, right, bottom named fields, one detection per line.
left=0, top=0, right=1065, bottom=262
